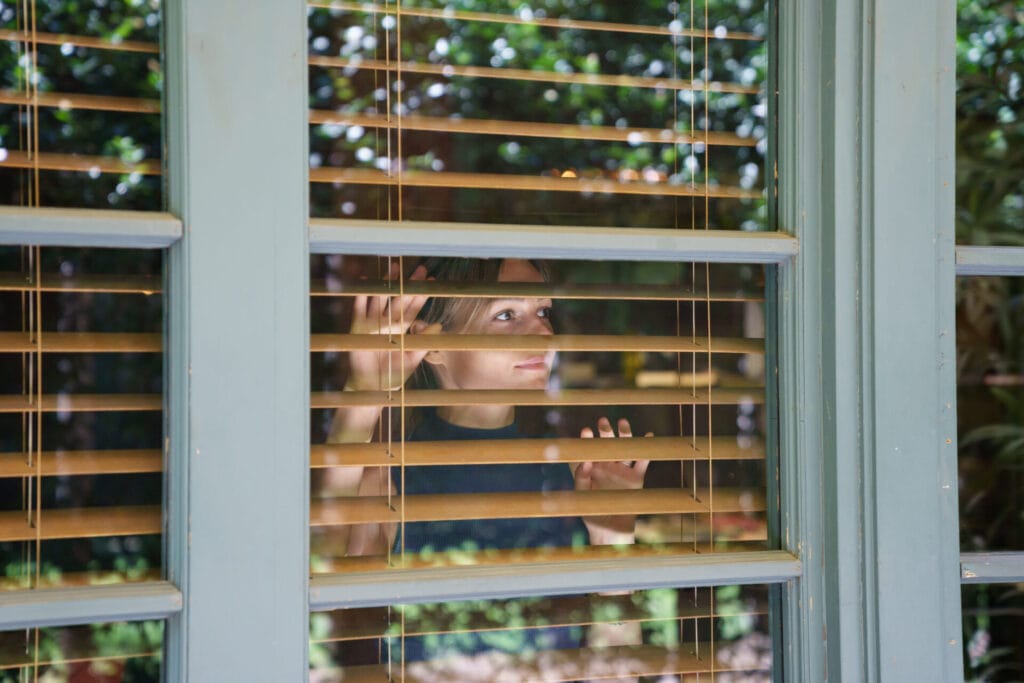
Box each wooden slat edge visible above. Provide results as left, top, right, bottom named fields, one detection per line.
left=0, top=449, right=162, bottom=478
left=311, top=436, right=764, bottom=468
left=0, top=394, right=162, bottom=413
left=0, top=506, right=161, bottom=542
left=0, top=332, right=161, bottom=353
left=311, top=333, right=764, bottom=355
left=311, top=488, right=765, bottom=526
left=312, top=387, right=764, bottom=409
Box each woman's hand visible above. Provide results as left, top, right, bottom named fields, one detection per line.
left=574, top=417, right=651, bottom=546
left=346, top=262, right=439, bottom=392
left=328, top=262, right=437, bottom=445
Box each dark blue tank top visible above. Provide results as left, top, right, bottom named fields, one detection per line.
left=389, top=410, right=586, bottom=663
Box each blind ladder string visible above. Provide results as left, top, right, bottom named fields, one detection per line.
left=703, top=0, right=716, bottom=673
left=31, top=0, right=40, bottom=206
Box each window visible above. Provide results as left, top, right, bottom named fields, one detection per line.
left=0, top=1, right=968, bottom=681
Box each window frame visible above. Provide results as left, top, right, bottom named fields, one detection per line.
left=0, top=0, right=968, bottom=680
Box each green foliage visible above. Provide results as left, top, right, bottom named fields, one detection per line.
left=0, top=0, right=163, bottom=209
left=956, top=0, right=1024, bottom=245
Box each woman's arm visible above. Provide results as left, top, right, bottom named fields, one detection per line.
left=319, top=263, right=436, bottom=556
left=574, top=417, right=651, bottom=681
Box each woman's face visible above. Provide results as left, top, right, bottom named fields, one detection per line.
left=427, top=259, right=555, bottom=391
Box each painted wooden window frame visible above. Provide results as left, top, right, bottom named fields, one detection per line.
left=0, top=0, right=969, bottom=680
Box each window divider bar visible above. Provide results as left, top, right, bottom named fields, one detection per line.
left=960, top=552, right=1024, bottom=584
left=309, top=550, right=801, bottom=610
left=0, top=581, right=182, bottom=631
left=955, top=246, right=1024, bottom=276
left=310, top=218, right=799, bottom=263
left=0, top=206, right=182, bottom=248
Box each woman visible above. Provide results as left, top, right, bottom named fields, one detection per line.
left=325, top=256, right=649, bottom=677
left=327, top=256, right=651, bottom=558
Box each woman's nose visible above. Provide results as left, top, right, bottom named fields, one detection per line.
left=525, top=315, right=553, bottom=335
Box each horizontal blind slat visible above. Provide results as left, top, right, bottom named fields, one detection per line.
left=311, top=488, right=764, bottom=525
left=312, top=436, right=763, bottom=468
left=0, top=150, right=161, bottom=176
left=312, top=333, right=763, bottom=355
left=0, top=272, right=162, bottom=294
left=309, top=167, right=761, bottom=199
left=0, top=505, right=161, bottom=542
left=0, top=568, right=162, bottom=591
left=309, top=1, right=764, bottom=42
left=311, top=279, right=762, bottom=303
left=312, top=540, right=767, bottom=573
left=0, top=89, right=160, bottom=114
left=309, top=110, right=756, bottom=148
left=0, top=394, right=161, bottom=413
left=0, top=28, right=159, bottom=54
left=310, top=56, right=762, bottom=96
left=0, top=332, right=161, bottom=353
left=312, top=387, right=763, bottom=409
left=0, top=449, right=162, bottom=478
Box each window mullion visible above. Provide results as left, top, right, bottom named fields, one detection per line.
left=162, top=1, right=310, bottom=680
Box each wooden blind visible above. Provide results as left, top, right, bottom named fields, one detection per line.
left=310, top=256, right=768, bottom=573
left=307, top=0, right=769, bottom=230
left=0, top=620, right=163, bottom=680
left=309, top=586, right=773, bottom=681
left=0, top=247, right=163, bottom=590
left=0, top=0, right=162, bottom=209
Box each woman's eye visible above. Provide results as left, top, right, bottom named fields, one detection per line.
left=538, top=307, right=552, bottom=319
left=494, top=310, right=514, bottom=321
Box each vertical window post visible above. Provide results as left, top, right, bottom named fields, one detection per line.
left=163, top=2, right=310, bottom=679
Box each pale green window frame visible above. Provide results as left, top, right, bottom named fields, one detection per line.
left=0, top=0, right=968, bottom=680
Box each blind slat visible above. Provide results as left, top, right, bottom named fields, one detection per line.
left=310, top=56, right=762, bottom=96
left=0, top=28, right=159, bottom=54
left=0, top=449, right=162, bottom=478
left=309, top=167, right=762, bottom=200
left=309, top=110, right=756, bottom=148
left=313, top=387, right=762, bottom=409
left=311, top=488, right=764, bottom=526
left=311, top=540, right=767, bottom=574
left=0, top=150, right=160, bottom=176
left=0, top=89, right=160, bottom=114
left=0, top=332, right=161, bottom=353
left=309, top=1, right=764, bottom=42
left=0, top=506, right=161, bottom=542
left=311, top=279, right=763, bottom=303
left=0, top=272, right=162, bottom=294
left=313, top=333, right=762, bottom=355
left=312, top=436, right=764, bottom=468
left=0, top=394, right=161, bottom=413
left=0, top=568, right=162, bottom=591
left=0, top=632, right=158, bottom=670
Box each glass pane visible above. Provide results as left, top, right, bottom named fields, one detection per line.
left=0, top=620, right=163, bottom=682
left=963, top=583, right=1024, bottom=682
left=310, top=585, right=773, bottom=682
left=308, top=0, right=771, bottom=230
left=955, top=1, right=1024, bottom=246
left=0, top=0, right=163, bottom=210
left=957, top=276, right=1024, bottom=551
left=310, top=255, right=771, bottom=573
left=0, top=246, right=163, bottom=589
